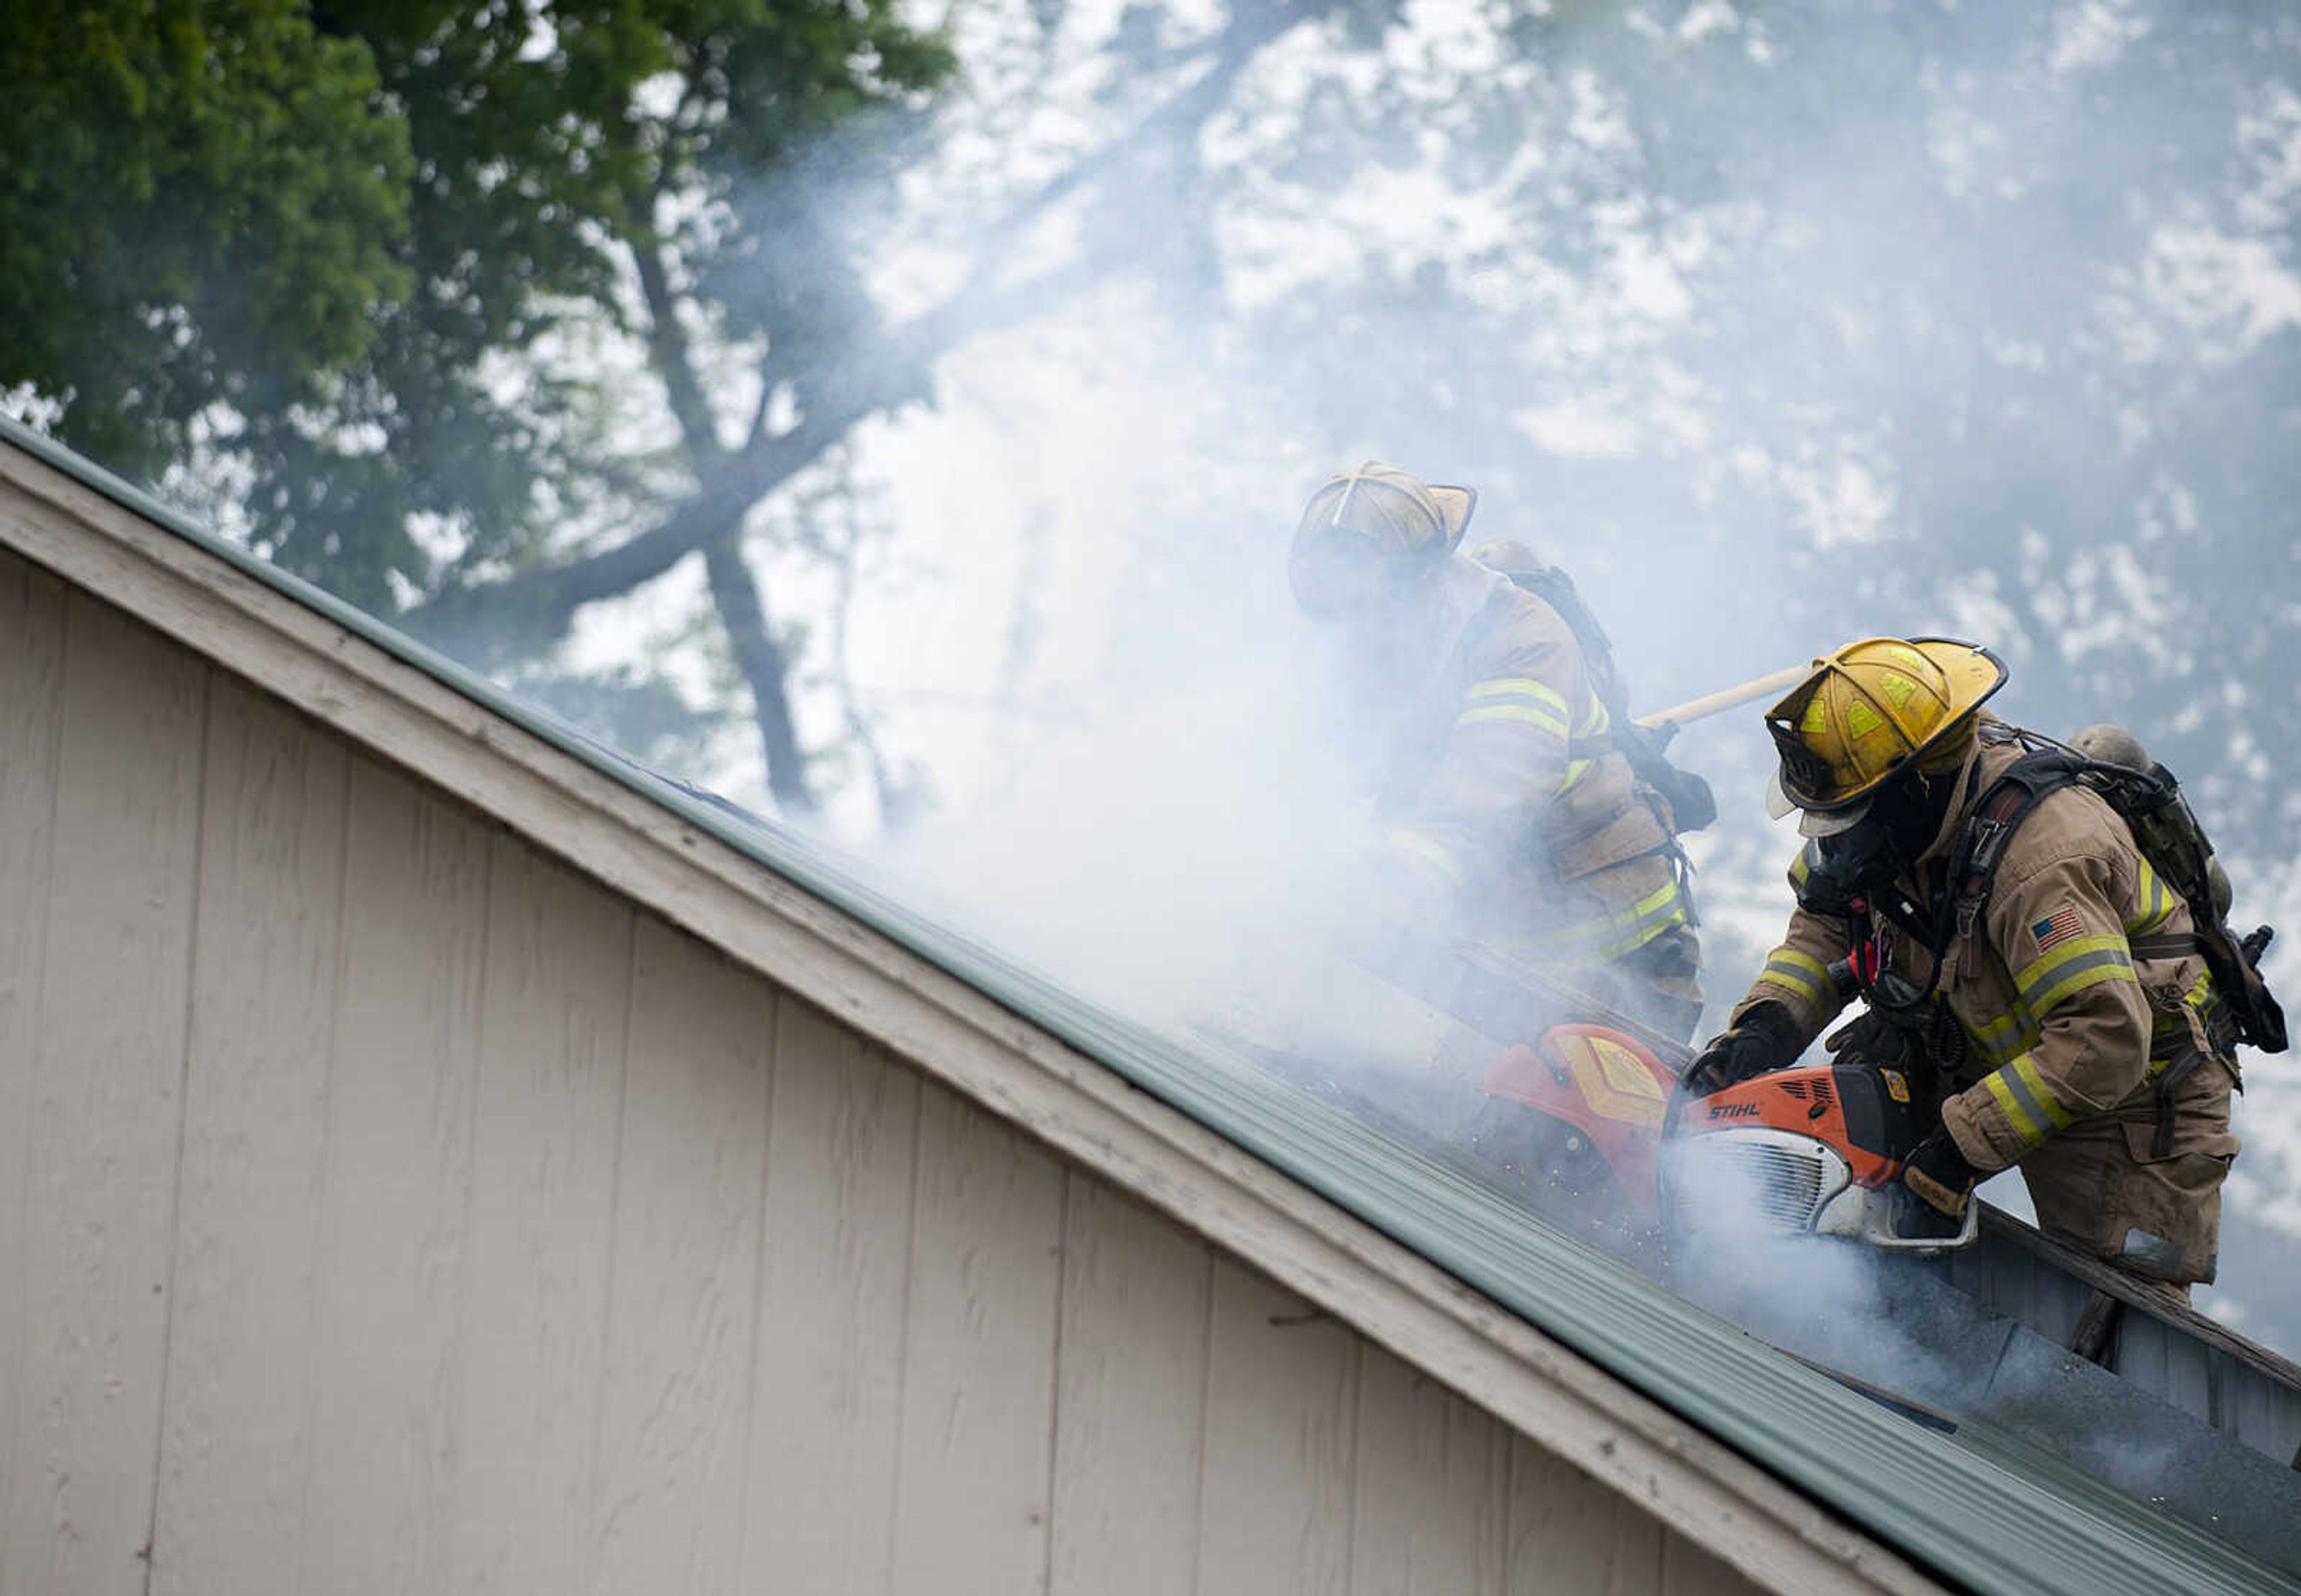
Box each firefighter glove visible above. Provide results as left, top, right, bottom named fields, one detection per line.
left=1902, top=1130, right=1980, bottom=1220
left=1823, top=1005, right=1916, bottom=1068
left=1682, top=1003, right=1804, bottom=1098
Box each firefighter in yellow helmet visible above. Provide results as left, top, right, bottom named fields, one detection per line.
left=1289, top=462, right=1704, bottom=1039
left=1687, top=637, right=2241, bottom=1293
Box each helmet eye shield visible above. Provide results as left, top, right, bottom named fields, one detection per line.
left=1765, top=712, right=1847, bottom=809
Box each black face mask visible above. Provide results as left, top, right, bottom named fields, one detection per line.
left=1802, top=766, right=1961, bottom=915
left=1805, top=822, right=1901, bottom=913
left=1865, top=764, right=1959, bottom=862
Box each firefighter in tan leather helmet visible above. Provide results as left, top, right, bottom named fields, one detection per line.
left=1687, top=637, right=2242, bottom=1294
left=1288, top=461, right=1705, bottom=1040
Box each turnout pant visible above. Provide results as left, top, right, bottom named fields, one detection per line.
left=2013, top=1053, right=2239, bottom=1290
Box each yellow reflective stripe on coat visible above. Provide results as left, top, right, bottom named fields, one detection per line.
left=1604, top=878, right=1692, bottom=957
left=1965, top=1006, right=2042, bottom=1068
left=1458, top=677, right=1569, bottom=738
left=1757, top=947, right=1830, bottom=1007
left=1536, top=876, right=1691, bottom=961
left=1556, top=757, right=1595, bottom=796
left=1981, top=1053, right=2076, bottom=1148
left=1973, top=933, right=2149, bottom=1069
left=1387, top=828, right=1465, bottom=885
left=1590, top=878, right=1693, bottom=959
left=2125, top=858, right=2175, bottom=934
left=1457, top=702, right=1569, bottom=739
left=2013, top=932, right=2137, bottom=1017
left=1466, top=675, right=1568, bottom=711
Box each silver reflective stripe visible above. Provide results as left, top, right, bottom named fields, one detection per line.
left=1998, top=1066, right=2061, bottom=1143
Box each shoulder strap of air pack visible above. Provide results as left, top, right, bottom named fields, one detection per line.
left=1950, top=734, right=2285, bottom=1054
left=1948, top=745, right=2085, bottom=941
left=1503, top=567, right=1717, bottom=833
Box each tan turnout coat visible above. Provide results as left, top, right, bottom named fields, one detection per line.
left=1375, top=558, right=1700, bottom=1031
left=1731, top=733, right=2239, bottom=1283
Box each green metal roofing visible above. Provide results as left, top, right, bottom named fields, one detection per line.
left=4, top=412, right=2293, bottom=1596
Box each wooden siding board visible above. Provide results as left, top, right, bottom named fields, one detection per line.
left=593, top=918, right=771, bottom=1596
left=3, top=593, right=206, bottom=1596
left=0, top=553, right=67, bottom=1596
left=149, top=682, right=349, bottom=1596
left=1610, top=1506, right=1669, bottom=1596
left=1046, top=1178, right=1213, bottom=1596
left=739, top=999, right=920, bottom=1592
left=1663, top=1535, right=1771, bottom=1596
left=1195, top=1258, right=1361, bottom=1596
left=448, top=835, right=633, bottom=1592
left=887, top=1083, right=1067, bottom=1596
left=1349, top=1343, right=1512, bottom=1596
left=298, top=758, right=491, bottom=1596
left=1506, top=1437, right=1634, bottom=1596
left=1506, top=1435, right=1768, bottom=1596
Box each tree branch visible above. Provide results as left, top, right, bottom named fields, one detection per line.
left=819, top=498, right=911, bottom=830
left=626, top=191, right=822, bottom=811
left=630, top=227, right=725, bottom=462
left=703, top=534, right=816, bottom=813
left=411, top=1, right=1313, bottom=643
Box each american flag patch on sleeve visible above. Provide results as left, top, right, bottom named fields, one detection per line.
left=2031, top=908, right=2083, bottom=952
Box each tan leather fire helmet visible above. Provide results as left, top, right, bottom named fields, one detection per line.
left=1289, top=461, right=1477, bottom=615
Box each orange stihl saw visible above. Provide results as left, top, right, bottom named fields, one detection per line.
left=1484, top=1021, right=1978, bottom=1253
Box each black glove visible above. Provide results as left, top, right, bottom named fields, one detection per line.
left=1823, top=1005, right=1915, bottom=1068
left=1682, top=1003, right=1804, bottom=1097
left=1900, top=1130, right=1982, bottom=1237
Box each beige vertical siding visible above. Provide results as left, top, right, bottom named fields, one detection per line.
left=0, top=561, right=67, bottom=1594
left=4, top=585, right=205, bottom=1596
left=155, top=678, right=349, bottom=1596
left=0, top=548, right=1766, bottom=1596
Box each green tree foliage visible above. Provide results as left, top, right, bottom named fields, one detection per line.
left=0, top=1, right=412, bottom=476
left=1, top=0, right=952, bottom=785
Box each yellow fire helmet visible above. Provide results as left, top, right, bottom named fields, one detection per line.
left=1289, top=461, right=1477, bottom=615
left=1762, top=636, right=2009, bottom=836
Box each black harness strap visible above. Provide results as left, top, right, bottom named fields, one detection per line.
left=1950, top=750, right=2088, bottom=942
left=1502, top=566, right=1717, bottom=835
